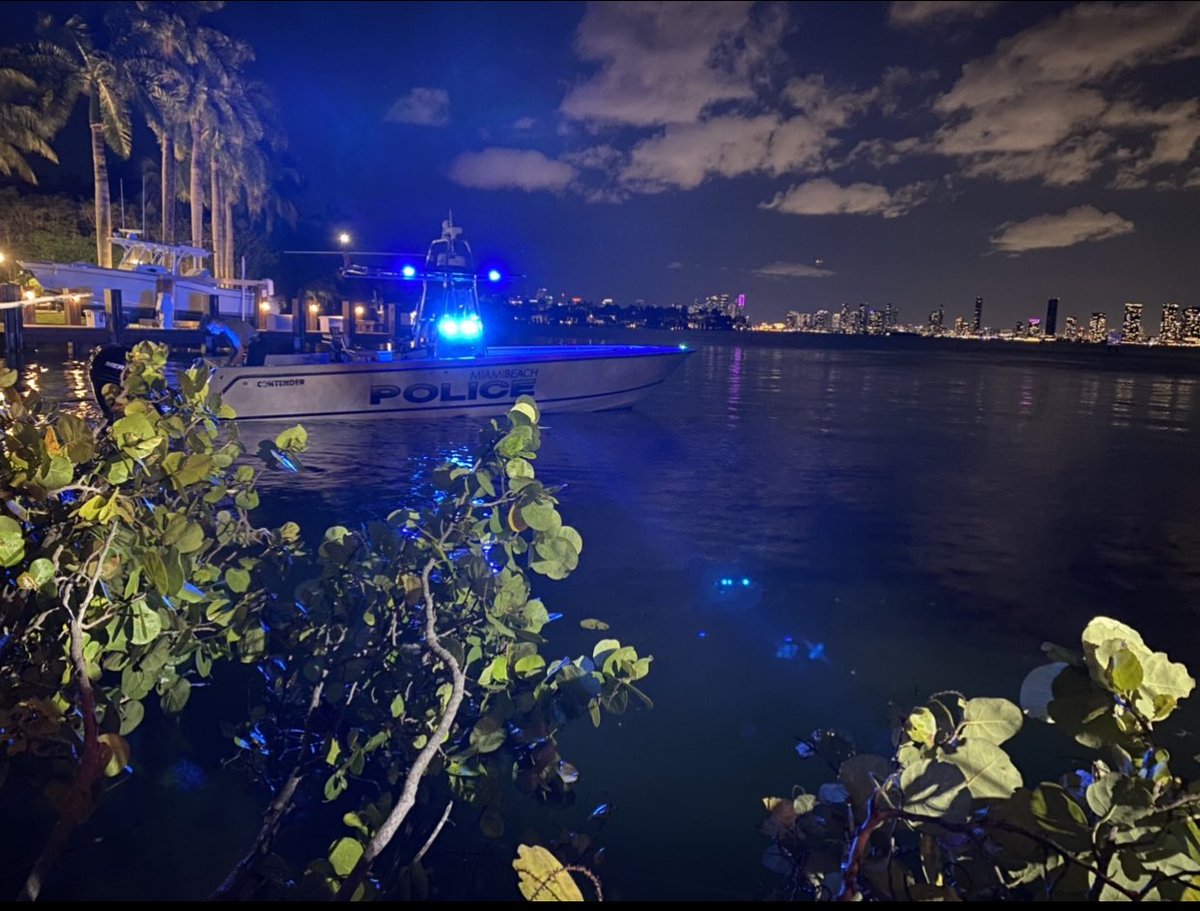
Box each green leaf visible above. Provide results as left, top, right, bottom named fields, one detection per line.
left=944, top=738, right=1022, bottom=800
left=389, top=693, right=405, bottom=718
left=25, top=557, right=55, bottom=589
left=161, top=676, right=191, bottom=714
left=905, top=706, right=937, bottom=748
left=1030, top=783, right=1091, bottom=851
left=33, top=455, right=73, bottom=490
left=0, top=515, right=25, bottom=568
left=521, top=501, right=559, bottom=532
left=514, top=654, right=547, bottom=678
left=1110, top=647, right=1144, bottom=693
left=99, top=732, right=131, bottom=777
left=117, top=700, right=145, bottom=735
left=959, top=697, right=1023, bottom=745
left=506, top=457, right=535, bottom=479
left=513, top=844, right=584, bottom=902
left=275, top=424, right=309, bottom=452
left=1135, top=650, right=1195, bottom=720
left=900, top=759, right=970, bottom=824
left=580, top=618, right=610, bottom=631
left=0, top=368, right=17, bottom=388
left=328, top=837, right=363, bottom=878
left=470, top=715, right=507, bottom=754
left=557, top=525, right=583, bottom=554
left=509, top=398, right=539, bottom=425
left=131, top=601, right=163, bottom=646
left=225, top=567, right=251, bottom=593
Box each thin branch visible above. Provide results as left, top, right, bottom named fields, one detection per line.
left=334, top=556, right=467, bottom=900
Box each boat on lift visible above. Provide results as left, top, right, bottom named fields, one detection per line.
left=21, top=229, right=273, bottom=320
left=92, top=217, right=691, bottom=420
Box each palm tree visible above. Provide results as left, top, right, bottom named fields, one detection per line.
left=0, top=56, right=60, bottom=184
left=122, top=3, right=224, bottom=244
left=35, top=14, right=133, bottom=268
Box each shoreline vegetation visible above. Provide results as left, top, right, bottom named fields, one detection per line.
left=0, top=343, right=650, bottom=901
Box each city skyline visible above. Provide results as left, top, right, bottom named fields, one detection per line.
left=4, top=1, right=1200, bottom=324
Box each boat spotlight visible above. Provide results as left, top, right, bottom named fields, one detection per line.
left=401, top=264, right=416, bottom=279
left=487, top=269, right=501, bottom=283
left=437, top=316, right=460, bottom=338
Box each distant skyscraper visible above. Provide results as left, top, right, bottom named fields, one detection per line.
left=1045, top=297, right=1059, bottom=337
left=929, top=306, right=944, bottom=335
left=884, top=302, right=895, bottom=330
left=1123, top=302, right=1144, bottom=342
left=815, top=309, right=829, bottom=331
left=785, top=310, right=801, bottom=331
left=1160, top=302, right=1182, bottom=343
left=1089, top=312, right=1108, bottom=343
left=1184, top=306, right=1200, bottom=341
left=1064, top=316, right=1079, bottom=341
left=973, top=296, right=983, bottom=334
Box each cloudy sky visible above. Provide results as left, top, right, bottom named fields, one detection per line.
left=12, top=0, right=1200, bottom=325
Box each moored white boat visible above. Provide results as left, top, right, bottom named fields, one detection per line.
left=21, top=230, right=272, bottom=319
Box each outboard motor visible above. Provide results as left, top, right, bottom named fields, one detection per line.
left=87, top=344, right=132, bottom=421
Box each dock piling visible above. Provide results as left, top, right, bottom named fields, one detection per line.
left=2, top=283, right=24, bottom=369
left=105, top=289, right=125, bottom=342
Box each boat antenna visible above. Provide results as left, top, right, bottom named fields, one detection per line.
left=119, top=179, right=126, bottom=230
left=141, top=172, right=146, bottom=236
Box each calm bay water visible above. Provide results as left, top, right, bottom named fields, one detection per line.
left=22, top=334, right=1200, bottom=900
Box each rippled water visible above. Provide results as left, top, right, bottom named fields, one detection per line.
left=22, top=336, right=1200, bottom=900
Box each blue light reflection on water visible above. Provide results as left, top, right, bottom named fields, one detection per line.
left=22, top=335, right=1200, bottom=900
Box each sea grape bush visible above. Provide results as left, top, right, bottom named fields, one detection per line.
left=761, top=616, right=1200, bottom=901
left=219, top=392, right=654, bottom=900
left=0, top=341, right=305, bottom=900
left=0, top=341, right=653, bottom=901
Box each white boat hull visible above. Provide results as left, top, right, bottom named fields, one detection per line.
left=212, top=345, right=691, bottom=420
left=19, top=261, right=255, bottom=318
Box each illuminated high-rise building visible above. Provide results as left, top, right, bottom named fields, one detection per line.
left=1183, top=306, right=1200, bottom=341
left=1089, top=312, right=1108, bottom=343
left=884, top=302, right=896, bottom=330
left=815, top=309, right=830, bottom=331
left=785, top=311, right=801, bottom=331
left=1160, top=302, right=1182, bottom=344
left=1123, top=302, right=1144, bottom=342
left=973, top=296, right=983, bottom=334
left=929, top=306, right=944, bottom=335
left=1045, top=297, right=1059, bottom=337
left=1064, top=315, right=1079, bottom=341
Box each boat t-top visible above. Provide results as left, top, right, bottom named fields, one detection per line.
left=92, top=217, right=691, bottom=420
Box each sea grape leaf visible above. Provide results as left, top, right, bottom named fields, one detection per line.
left=513, top=845, right=584, bottom=902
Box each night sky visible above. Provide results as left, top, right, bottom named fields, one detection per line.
left=6, top=0, right=1200, bottom=327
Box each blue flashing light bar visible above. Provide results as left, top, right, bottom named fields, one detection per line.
left=487, top=269, right=502, bottom=283
left=401, top=264, right=417, bottom=279
left=437, top=314, right=484, bottom=341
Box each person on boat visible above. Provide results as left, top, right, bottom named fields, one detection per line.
left=201, top=314, right=266, bottom=366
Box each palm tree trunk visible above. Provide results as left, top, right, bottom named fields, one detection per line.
left=223, top=196, right=234, bottom=281
left=90, top=122, right=112, bottom=268
left=189, top=120, right=204, bottom=249
left=210, top=158, right=223, bottom=280
left=161, top=134, right=176, bottom=244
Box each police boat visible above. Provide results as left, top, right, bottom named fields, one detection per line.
left=90, top=217, right=691, bottom=420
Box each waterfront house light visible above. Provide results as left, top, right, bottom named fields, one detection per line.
left=354, top=305, right=365, bottom=317
left=0, top=252, right=6, bottom=263
left=338, top=232, right=351, bottom=246
left=23, top=289, right=36, bottom=301
left=259, top=301, right=271, bottom=313
left=308, top=302, right=319, bottom=313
